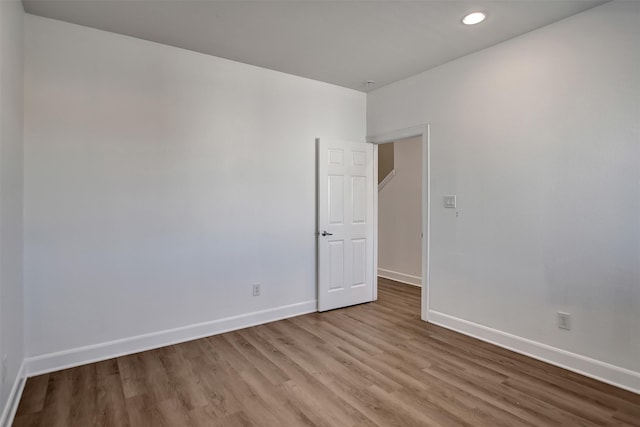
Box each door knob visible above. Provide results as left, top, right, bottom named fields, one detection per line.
left=321, top=231, right=333, bottom=236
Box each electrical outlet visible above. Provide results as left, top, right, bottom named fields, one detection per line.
left=557, top=312, right=571, bottom=330
left=252, top=283, right=261, bottom=297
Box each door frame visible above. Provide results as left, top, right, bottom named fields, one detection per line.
left=367, top=125, right=430, bottom=322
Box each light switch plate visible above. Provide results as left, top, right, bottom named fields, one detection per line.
left=444, top=195, right=456, bottom=208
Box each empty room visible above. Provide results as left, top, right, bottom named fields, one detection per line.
left=1, top=0, right=639, bottom=425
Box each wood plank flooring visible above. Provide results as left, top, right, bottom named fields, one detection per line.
left=14, top=278, right=640, bottom=426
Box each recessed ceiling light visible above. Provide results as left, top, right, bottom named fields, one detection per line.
left=462, top=11, right=487, bottom=25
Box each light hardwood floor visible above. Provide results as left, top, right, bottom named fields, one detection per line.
left=14, top=278, right=640, bottom=426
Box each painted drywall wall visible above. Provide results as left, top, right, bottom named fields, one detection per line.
left=369, top=0, right=640, bottom=378
left=378, top=137, right=422, bottom=285
left=0, top=0, right=25, bottom=419
left=377, top=142, right=394, bottom=185
left=24, top=15, right=365, bottom=359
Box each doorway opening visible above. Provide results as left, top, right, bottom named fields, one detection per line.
left=376, top=136, right=423, bottom=316
left=369, top=125, right=429, bottom=321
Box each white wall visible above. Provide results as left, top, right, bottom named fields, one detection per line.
left=24, top=15, right=365, bottom=364
left=378, top=137, right=422, bottom=285
left=0, top=0, right=25, bottom=420
left=368, top=1, right=640, bottom=390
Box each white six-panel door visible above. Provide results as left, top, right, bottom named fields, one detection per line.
left=317, top=138, right=374, bottom=311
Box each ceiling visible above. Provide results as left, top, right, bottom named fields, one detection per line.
left=22, top=0, right=607, bottom=92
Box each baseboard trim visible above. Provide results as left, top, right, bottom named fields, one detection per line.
left=0, top=360, right=26, bottom=427
left=378, top=269, right=421, bottom=287
left=25, top=300, right=317, bottom=377
left=428, top=309, right=640, bottom=395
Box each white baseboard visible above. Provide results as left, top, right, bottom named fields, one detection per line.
left=0, top=360, right=26, bottom=427
left=378, top=268, right=422, bottom=287
left=25, top=300, right=317, bottom=377
left=428, top=310, right=640, bottom=395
